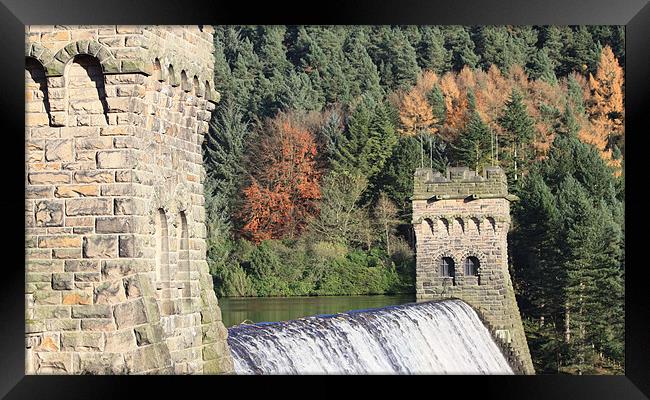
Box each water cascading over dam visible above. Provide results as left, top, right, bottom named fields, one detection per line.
left=227, top=299, right=513, bottom=374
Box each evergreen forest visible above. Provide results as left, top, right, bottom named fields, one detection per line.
left=203, top=25, right=625, bottom=374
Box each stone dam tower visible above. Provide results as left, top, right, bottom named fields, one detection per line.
left=412, top=166, right=535, bottom=374
left=25, top=25, right=233, bottom=374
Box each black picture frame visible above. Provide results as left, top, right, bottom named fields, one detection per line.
left=2, top=0, right=648, bottom=398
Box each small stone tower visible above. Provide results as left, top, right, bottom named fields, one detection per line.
left=412, top=166, right=534, bottom=374
left=25, top=25, right=233, bottom=374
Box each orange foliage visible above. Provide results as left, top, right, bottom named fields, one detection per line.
left=583, top=45, right=624, bottom=174
left=239, top=113, right=322, bottom=243
left=398, top=73, right=438, bottom=137
left=588, top=46, right=624, bottom=140
left=439, top=72, right=467, bottom=138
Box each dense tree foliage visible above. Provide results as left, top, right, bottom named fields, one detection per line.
left=203, top=25, right=625, bottom=374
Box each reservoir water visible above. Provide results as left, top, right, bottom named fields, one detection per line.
left=219, top=294, right=415, bottom=328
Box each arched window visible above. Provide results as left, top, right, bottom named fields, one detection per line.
left=168, top=65, right=177, bottom=86
left=424, top=218, right=434, bottom=236
left=204, top=81, right=212, bottom=101
left=465, top=256, right=479, bottom=276
left=25, top=57, right=51, bottom=127
left=486, top=217, right=496, bottom=233
left=180, top=70, right=190, bottom=92
left=178, top=211, right=190, bottom=298
left=66, top=55, right=108, bottom=125
left=156, top=208, right=170, bottom=285
left=153, top=58, right=163, bottom=81
left=192, top=75, right=200, bottom=96
left=437, top=218, right=449, bottom=235
left=440, top=257, right=455, bottom=281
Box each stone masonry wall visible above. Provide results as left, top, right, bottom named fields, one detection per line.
left=25, top=25, right=233, bottom=374
left=412, top=166, right=534, bottom=374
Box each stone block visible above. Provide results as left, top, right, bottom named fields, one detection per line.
left=71, top=304, right=112, bottom=319
left=62, top=290, right=93, bottom=305
left=101, top=259, right=137, bottom=279
left=97, top=150, right=133, bottom=169
left=45, top=139, right=74, bottom=162
left=113, top=299, right=148, bottom=329
left=81, top=318, right=115, bottom=331
left=83, top=236, right=117, bottom=258
left=104, top=329, right=136, bottom=353
left=64, top=260, right=99, bottom=273
left=33, top=305, right=70, bottom=319
left=74, top=170, right=113, bottom=184
left=96, top=217, right=132, bottom=234
left=74, top=353, right=127, bottom=374
left=94, top=280, right=127, bottom=305
left=66, top=198, right=112, bottom=216
left=35, top=352, right=73, bottom=374
left=52, top=248, right=81, bottom=259
left=34, top=200, right=64, bottom=227
left=52, top=272, right=74, bottom=290
left=28, top=171, right=70, bottom=185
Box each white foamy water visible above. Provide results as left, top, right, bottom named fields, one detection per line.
left=227, top=299, right=513, bottom=374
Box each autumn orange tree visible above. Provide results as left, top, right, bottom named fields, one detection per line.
left=398, top=70, right=438, bottom=167
left=584, top=45, right=624, bottom=173
left=239, top=112, right=322, bottom=243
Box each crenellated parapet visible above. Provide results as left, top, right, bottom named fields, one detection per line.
left=413, top=166, right=516, bottom=201
left=26, top=26, right=219, bottom=101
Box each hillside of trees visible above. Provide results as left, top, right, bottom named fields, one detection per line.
left=203, top=25, right=625, bottom=374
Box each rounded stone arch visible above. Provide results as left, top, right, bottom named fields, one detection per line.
left=458, top=249, right=488, bottom=281
left=180, top=70, right=191, bottom=92
left=25, top=43, right=55, bottom=74
left=152, top=58, right=164, bottom=81
left=433, top=249, right=457, bottom=285
left=453, top=217, right=465, bottom=234
left=436, top=217, right=450, bottom=236
left=467, top=216, right=481, bottom=235
left=422, top=217, right=435, bottom=236
left=204, top=80, right=213, bottom=101
left=485, top=216, right=497, bottom=234
left=50, top=41, right=119, bottom=76
left=167, top=64, right=179, bottom=87
left=192, top=75, right=202, bottom=97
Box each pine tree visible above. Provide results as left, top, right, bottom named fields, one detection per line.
left=417, top=26, right=451, bottom=74
left=528, top=49, right=558, bottom=85
left=443, top=26, right=480, bottom=71
left=539, top=26, right=564, bottom=72
left=369, top=27, right=420, bottom=91
left=343, top=27, right=383, bottom=101
left=204, top=99, right=250, bottom=233
left=370, top=136, right=421, bottom=220
left=427, top=84, right=446, bottom=127
left=452, top=110, right=493, bottom=173
left=330, top=96, right=397, bottom=179
left=498, top=89, right=537, bottom=182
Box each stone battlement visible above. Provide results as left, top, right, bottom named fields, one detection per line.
left=413, top=166, right=511, bottom=200
left=26, top=25, right=218, bottom=101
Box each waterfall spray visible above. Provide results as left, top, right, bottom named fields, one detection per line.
left=227, top=299, right=513, bottom=375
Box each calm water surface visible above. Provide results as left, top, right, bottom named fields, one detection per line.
left=219, top=295, right=416, bottom=327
